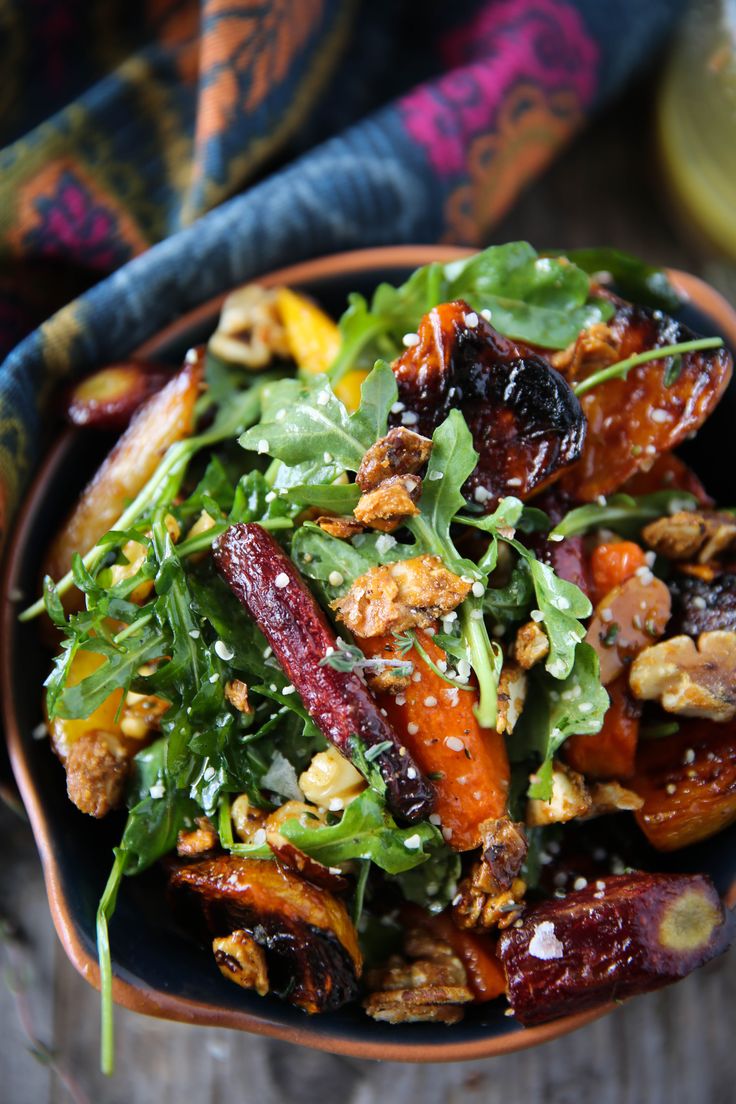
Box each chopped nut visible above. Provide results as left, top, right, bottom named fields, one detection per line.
left=213, top=929, right=269, bottom=995
left=65, top=729, right=131, bottom=817
left=230, top=793, right=268, bottom=843
left=332, top=555, right=471, bottom=638
left=363, top=927, right=472, bottom=1023
left=315, top=515, right=365, bottom=540
left=177, top=816, right=218, bottom=856
left=583, top=780, right=644, bottom=819
left=642, top=510, right=736, bottom=564
left=298, top=746, right=366, bottom=808
left=353, top=474, right=422, bottom=533
left=550, top=321, right=619, bottom=378
left=356, top=426, right=433, bottom=492
left=512, top=620, right=550, bottom=669
left=453, top=817, right=528, bottom=930
left=209, top=284, right=289, bottom=368
left=120, top=689, right=169, bottom=738
left=363, top=663, right=413, bottom=694
left=225, top=678, right=252, bottom=714
left=629, top=631, right=736, bottom=722
left=526, top=761, right=592, bottom=826
left=496, top=664, right=527, bottom=735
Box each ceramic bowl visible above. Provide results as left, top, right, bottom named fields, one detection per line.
left=3, top=246, right=736, bottom=1061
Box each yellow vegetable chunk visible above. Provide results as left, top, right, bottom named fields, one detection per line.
left=46, top=648, right=124, bottom=762
left=277, top=287, right=367, bottom=412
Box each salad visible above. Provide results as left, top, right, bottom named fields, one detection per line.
left=23, top=243, right=736, bottom=1069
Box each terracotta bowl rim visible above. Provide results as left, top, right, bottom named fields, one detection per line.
left=3, top=244, right=736, bottom=1062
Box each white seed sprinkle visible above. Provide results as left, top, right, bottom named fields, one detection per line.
left=651, top=408, right=669, bottom=423
left=185, top=348, right=198, bottom=363
left=692, top=595, right=707, bottom=610
left=391, top=401, right=405, bottom=414
left=375, top=533, right=397, bottom=554
left=442, top=826, right=454, bottom=841
left=471, top=580, right=485, bottom=598
left=189, top=629, right=201, bottom=639
left=395, top=694, right=406, bottom=706
left=480, top=308, right=492, bottom=321
left=412, top=671, right=422, bottom=683
left=445, top=735, right=464, bottom=752
left=209, top=673, right=219, bottom=683
left=573, top=876, right=588, bottom=891
left=401, top=411, right=419, bottom=426
left=282, top=685, right=296, bottom=696
left=316, top=390, right=331, bottom=406
left=214, top=639, right=234, bottom=661
left=470, top=609, right=483, bottom=620
left=328, top=797, right=345, bottom=811
left=683, top=747, right=696, bottom=765
left=635, top=566, right=654, bottom=585
left=274, top=572, right=290, bottom=588
left=506, top=477, right=522, bottom=487
left=549, top=533, right=564, bottom=542
left=473, top=485, right=492, bottom=504
left=578, top=702, right=594, bottom=714
left=253, top=828, right=267, bottom=846
left=257, top=439, right=269, bottom=454
left=323, top=452, right=333, bottom=464
left=407, top=722, right=419, bottom=735
left=530, top=609, right=544, bottom=622
left=463, top=311, right=479, bottom=328
left=32, top=722, right=47, bottom=740
left=429, top=813, right=442, bottom=826
left=403, top=833, right=422, bottom=849
left=402, top=332, right=420, bottom=347
left=600, top=607, right=614, bottom=623
left=424, top=695, right=438, bottom=708
left=265, top=491, right=277, bottom=503
left=328, top=571, right=344, bottom=587
left=407, top=767, right=417, bottom=780
left=528, top=921, right=564, bottom=960
left=428, top=470, right=443, bottom=480
left=149, top=782, right=165, bottom=799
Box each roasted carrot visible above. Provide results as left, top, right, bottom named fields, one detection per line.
left=565, top=674, right=640, bottom=779
left=403, top=904, right=506, bottom=1002
left=622, top=452, right=714, bottom=507
left=360, top=630, right=510, bottom=851
left=590, top=541, right=647, bottom=604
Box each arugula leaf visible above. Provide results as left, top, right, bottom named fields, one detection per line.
left=395, top=839, right=462, bottom=914
left=286, top=483, right=362, bottom=513
left=521, top=552, right=591, bottom=680
left=291, top=524, right=410, bottom=601
left=483, top=560, right=534, bottom=625
left=279, top=788, right=443, bottom=875
left=330, top=243, right=612, bottom=382
left=513, top=642, right=609, bottom=800
left=549, top=490, right=698, bottom=540
left=551, top=247, right=682, bottom=311
left=55, top=626, right=166, bottom=719
left=239, top=361, right=397, bottom=473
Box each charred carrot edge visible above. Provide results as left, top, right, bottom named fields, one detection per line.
left=213, top=523, right=435, bottom=823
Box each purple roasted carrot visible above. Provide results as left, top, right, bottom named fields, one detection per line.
left=213, top=523, right=436, bottom=823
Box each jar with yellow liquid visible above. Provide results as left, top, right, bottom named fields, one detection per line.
left=658, top=0, right=736, bottom=258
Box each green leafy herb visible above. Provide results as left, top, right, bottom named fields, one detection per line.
left=550, top=247, right=682, bottom=311
left=330, top=242, right=613, bottom=382
left=319, top=638, right=413, bottom=679
left=549, top=490, right=698, bottom=540
left=513, top=642, right=609, bottom=799
left=572, top=337, right=724, bottom=398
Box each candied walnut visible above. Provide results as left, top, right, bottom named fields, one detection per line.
left=209, top=284, right=289, bottom=368
left=478, top=817, right=529, bottom=891
left=363, top=927, right=473, bottom=1023
left=643, top=510, right=736, bottom=564
left=177, top=816, right=219, bottom=856
left=668, top=574, right=736, bottom=637
left=583, top=780, right=644, bottom=819
left=315, top=515, right=364, bottom=540
left=65, top=730, right=132, bottom=817
left=512, top=620, right=550, bottom=670
left=526, top=761, right=592, bottom=826
left=356, top=426, right=433, bottom=492
left=550, top=321, right=619, bottom=377
left=120, top=689, right=170, bottom=738
left=230, top=793, right=268, bottom=843
left=213, top=929, right=269, bottom=995
left=390, top=300, right=585, bottom=508
left=629, top=631, right=736, bottom=722
left=496, top=664, right=527, bottom=736
left=363, top=662, right=413, bottom=693
left=454, top=876, right=526, bottom=931
left=225, top=678, right=252, bottom=714
left=332, top=555, right=471, bottom=638
left=353, top=474, right=422, bottom=533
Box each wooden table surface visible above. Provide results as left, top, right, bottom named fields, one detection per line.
left=2, top=81, right=735, bottom=1104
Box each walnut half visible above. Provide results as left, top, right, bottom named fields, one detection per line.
left=642, top=510, right=736, bottom=564
left=629, top=631, right=736, bottom=722
left=363, top=927, right=473, bottom=1023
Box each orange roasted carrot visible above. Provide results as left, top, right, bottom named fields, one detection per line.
left=402, top=904, right=506, bottom=1002
left=565, top=674, right=640, bottom=779
left=590, top=541, right=646, bottom=604
left=360, top=630, right=509, bottom=851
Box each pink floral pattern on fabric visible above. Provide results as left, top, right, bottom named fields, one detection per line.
left=400, top=0, right=598, bottom=177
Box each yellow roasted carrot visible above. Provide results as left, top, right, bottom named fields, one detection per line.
left=277, top=287, right=367, bottom=412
